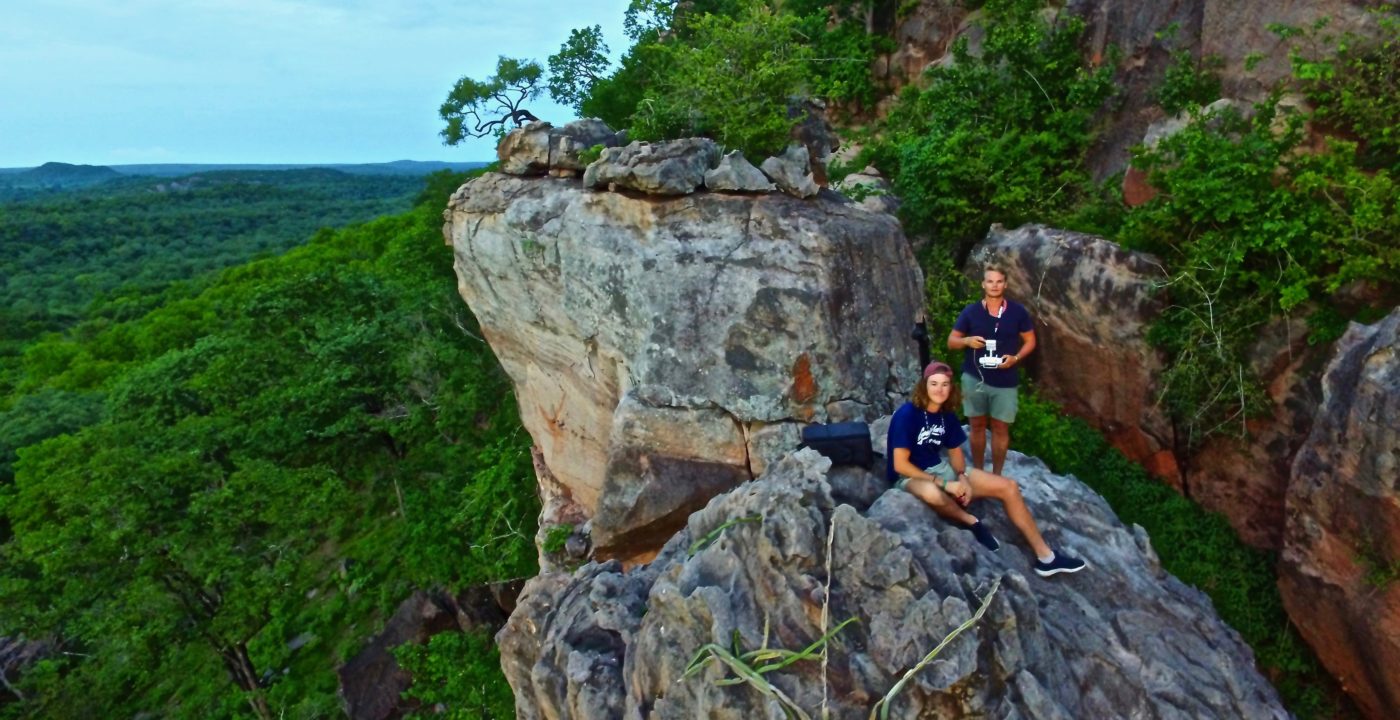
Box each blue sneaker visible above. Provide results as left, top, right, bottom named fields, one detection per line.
left=1034, top=552, right=1086, bottom=577
left=966, top=521, right=1000, bottom=552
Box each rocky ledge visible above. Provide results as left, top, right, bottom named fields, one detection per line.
left=498, top=446, right=1288, bottom=719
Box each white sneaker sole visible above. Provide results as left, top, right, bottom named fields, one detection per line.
left=1035, top=561, right=1087, bottom=577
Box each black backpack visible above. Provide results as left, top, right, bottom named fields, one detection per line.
left=799, top=421, right=873, bottom=467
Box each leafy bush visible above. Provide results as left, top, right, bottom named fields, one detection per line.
left=395, top=630, right=516, bottom=719
left=788, top=0, right=895, bottom=112
left=1123, top=99, right=1399, bottom=447
left=1280, top=14, right=1400, bottom=170
left=629, top=0, right=815, bottom=158
left=542, top=523, right=575, bottom=554
left=1156, top=50, right=1223, bottom=114
left=867, top=0, right=1116, bottom=261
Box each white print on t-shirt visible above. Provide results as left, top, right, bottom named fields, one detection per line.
left=916, top=417, right=945, bottom=447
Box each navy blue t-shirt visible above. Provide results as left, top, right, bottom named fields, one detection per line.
left=953, top=299, right=1034, bottom=388
left=885, top=402, right=968, bottom=483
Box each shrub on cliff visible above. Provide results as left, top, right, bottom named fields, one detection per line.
left=627, top=0, right=815, bottom=158
left=1125, top=25, right=1400, bottom=448
left=862, top=0, right=1116, bottom=263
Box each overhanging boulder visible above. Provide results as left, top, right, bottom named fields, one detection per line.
left=443, top=170, right=923, bottom=559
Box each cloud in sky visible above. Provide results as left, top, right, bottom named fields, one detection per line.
left=0, top=0, right=631, bottom=166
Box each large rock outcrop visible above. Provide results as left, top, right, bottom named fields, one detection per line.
left=443, top=171, right=923, bottom=559
left=498, top=447, right=1289, bottom=719
left=1279, top=308, right=1400, bottom=720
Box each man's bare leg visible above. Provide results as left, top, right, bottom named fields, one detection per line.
left=968, top=415, right=988, bottom=470
left=989, top=419, right=1011, bottom=476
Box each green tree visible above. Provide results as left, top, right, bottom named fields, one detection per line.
left=439, top=56, right=545, bottom=144
left=547, top=26, right=612, bottom=113
left=623, top=0, right=680, bottom=40
left=866, top=0, right=1115, bottom=261
left=630, top=0, right=815, bottom=158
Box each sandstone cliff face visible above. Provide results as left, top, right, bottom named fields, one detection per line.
left=498, top=447, right=1289, bottom=719
left=1280, top=308, right=1400, bottom=720
left=443, top=171, right=922, bottom=559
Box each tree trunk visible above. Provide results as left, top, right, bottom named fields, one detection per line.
left=221, top=643, right=271, bottom=720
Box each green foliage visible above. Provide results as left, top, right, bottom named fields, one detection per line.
left=868, top=0, right=1116, bottom=260
left=1282, top=13, right=1400, bottom=170
left=542, top=523, right=575, bottom=554
left=1156, top=50, right=1223, bottom=114
left=918, top=246, right=976, bottom=347
left=0, top=170, right=422, bottom=346
left=623, top=0, right=683, bottom=41
left=440, top=56, right=545, bottom=144
left=788, top=0, right=895, bottom=111
left=547, top=25, right=612, bottom=113
left=394, top=630, right=516, bottom=719
left=630, top=0, right=815, bottom=158
left=1012, top=389, right=1344, bottom=719
left=0, top=172, right=538, bottom=718
left=1123, top=98, right=1399, bottom=447
left=577, top=144, right=606, bottom=167
left=0, top=389, right=103, bottom=485
left=579, top=40, right=670, bottom=129
left=1354, top=534, right=1400, bottom=589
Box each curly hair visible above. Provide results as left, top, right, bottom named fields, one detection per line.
left=912, top=369, right=961, bottom=414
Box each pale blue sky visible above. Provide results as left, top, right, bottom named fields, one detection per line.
left=0, top=0, right=630, bottom=167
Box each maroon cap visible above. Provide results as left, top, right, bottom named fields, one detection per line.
left=922, top=361, right=954, bottom=379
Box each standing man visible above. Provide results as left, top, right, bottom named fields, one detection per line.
left=948, top=264, right=1036, bottom=475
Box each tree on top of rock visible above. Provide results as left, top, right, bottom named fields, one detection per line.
left=439, top=56, right=545, bottom=144
left=547, top=25, right=612, bottom=113
left=629, top=0, right=814, bottom=159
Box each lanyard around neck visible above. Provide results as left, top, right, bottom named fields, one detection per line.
left=983, top=299, right=1005, bottom=334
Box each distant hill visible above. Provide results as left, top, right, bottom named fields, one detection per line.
left=0, top=160, right=491, bottom=202
left=0, top=162, right=123, bottom=190
left=110, top=160, right=489, bottom=177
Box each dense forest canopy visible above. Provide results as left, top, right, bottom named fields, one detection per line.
left=1, top=169, right=537, bottom=718
left=0, top=169, right=429, bottom=347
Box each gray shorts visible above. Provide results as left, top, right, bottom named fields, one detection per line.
left=895, top=461, right=956, bottom=491
left=961, top=372, right=1019, bottom=423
